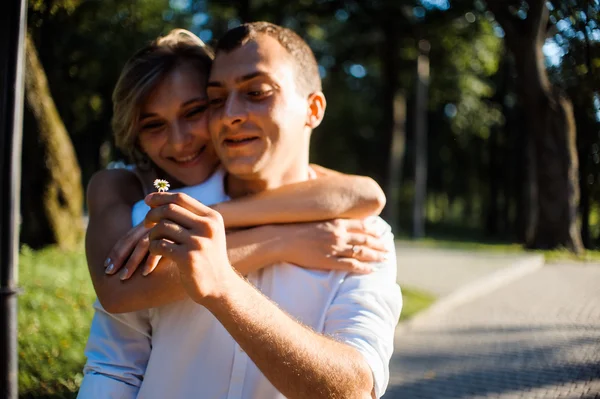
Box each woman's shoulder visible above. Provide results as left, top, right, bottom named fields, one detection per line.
left=87, top=167, right=145, bottom=207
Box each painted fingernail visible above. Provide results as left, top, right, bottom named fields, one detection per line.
left=119, top=268, right=129, bottom=280
left=105, top=264, right=115, bottom=274
left=104, top=257, right=111, bottom=268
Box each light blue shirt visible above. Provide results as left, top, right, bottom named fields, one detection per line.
left=78, top=168, right=402, bottom=398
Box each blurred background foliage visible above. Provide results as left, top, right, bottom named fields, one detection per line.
left=22, top=0, right=600, bottom=250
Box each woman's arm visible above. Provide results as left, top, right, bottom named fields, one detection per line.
left=88, top=169, right=386, bottom=313
left=212, top=165, right=386, bottom=228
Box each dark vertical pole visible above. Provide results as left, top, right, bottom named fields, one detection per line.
left=0, top=1, right=26, bottom=398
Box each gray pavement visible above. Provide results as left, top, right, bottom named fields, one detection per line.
left=385, top=263, right=600, bottom=399
left=395, top=242, right=543, bottom=297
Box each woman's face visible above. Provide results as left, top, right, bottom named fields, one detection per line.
left=137, top=62, right=219, bottom=187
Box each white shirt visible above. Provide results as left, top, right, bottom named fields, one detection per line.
left=78, top=168, right=402, bottom=398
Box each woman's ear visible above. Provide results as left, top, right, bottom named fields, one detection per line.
left=306, top=91, right=327, bottom=129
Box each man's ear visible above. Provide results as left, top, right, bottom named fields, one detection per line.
left=306, top=91, right=326, bottom=129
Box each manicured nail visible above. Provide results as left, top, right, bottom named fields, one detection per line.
left=119, top=268, right=129, bottom=280
left=105, top=264, right=115, bottom=274
left=142, top=267, right=150, bottom=277
left=104, top=257, right=111, bottom=268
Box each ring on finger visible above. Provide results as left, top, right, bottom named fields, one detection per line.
left=351, top=245, right=360, bottom=257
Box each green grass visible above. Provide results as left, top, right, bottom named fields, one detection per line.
left=400, top=288, right=436, bottom=321
left=17, top=243, right=435, bottom=397
left=18, top=244, right=93, bottom=399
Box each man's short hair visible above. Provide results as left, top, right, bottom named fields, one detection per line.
left=215, top=22, right=321, bottom=97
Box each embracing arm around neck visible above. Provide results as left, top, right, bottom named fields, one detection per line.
left=85, top=166, right=386, bottom=313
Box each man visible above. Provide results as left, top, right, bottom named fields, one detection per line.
left=81, top=22, right=401, bottom=398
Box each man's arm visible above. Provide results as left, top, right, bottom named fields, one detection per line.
left=146, top=196, right=401, bottom=398
left=205, top=219, right=401, bottom=399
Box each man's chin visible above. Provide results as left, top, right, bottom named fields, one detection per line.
left=221, top=158, right=263, bottom=179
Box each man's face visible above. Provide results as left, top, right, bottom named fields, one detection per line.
left=206, top=35, right=310, bottom=180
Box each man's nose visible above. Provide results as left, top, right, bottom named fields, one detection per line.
left=223, top=94, right=247, bottom=126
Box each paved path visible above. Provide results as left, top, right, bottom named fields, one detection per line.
left=385, top=264, right=600, bottom=399
left=395, top=242, right=542, bottom=297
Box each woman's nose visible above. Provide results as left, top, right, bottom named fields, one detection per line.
left=168, top=122, right=192, bottom=150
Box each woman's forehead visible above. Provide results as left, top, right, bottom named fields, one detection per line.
left=142, top=64, right=208, bottom=111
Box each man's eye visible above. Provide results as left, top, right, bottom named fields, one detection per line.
left=248, top=90, right=268, bottom=97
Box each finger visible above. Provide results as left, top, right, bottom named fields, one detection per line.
left=144, top=202, right=202, bottom=230
left=148, top=238, right=182, bottom=260
left=340, top=245, right=387, bottom=263
left=346, top=233, right=388, bottom=253
left=105, top=224, right=149, bottom=274
left=118, top=236, right=151, bottom=280
left=142, top=254, right=162, bottom=276
left=145, top=192, right=215, bottom=217
left=332, top=258, right=373, bottom=274
left=341, top=219, right=381, bottom=237
left=148, top=220, right=191, bottom=246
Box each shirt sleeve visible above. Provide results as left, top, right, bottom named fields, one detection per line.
left=322, top=217, right=402, bottom=398
left=77, top=300, right=152, bottom=399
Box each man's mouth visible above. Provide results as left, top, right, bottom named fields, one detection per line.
left=170, top=146, right=205, bottom=165
left=223, top=136, right=259, bottom=147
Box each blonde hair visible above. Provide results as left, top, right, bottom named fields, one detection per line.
left=112, top=29, right=214, bottom=165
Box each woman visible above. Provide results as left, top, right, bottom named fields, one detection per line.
left=79, top=29, right=390, bottom=395
left=85, top=29, right=389, bottom=314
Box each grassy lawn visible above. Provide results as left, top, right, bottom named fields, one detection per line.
left=400, top=288, right=436, bottom=321
left=19, top=244, right=94, bottom=399
left=17, top=243, right=434, bottom=397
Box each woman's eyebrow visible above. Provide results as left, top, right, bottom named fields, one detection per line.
left=182, top=96, right=208, bottom=105
left=140, top=112, right=157, bottom=121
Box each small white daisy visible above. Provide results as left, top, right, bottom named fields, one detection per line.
left=153, top=179, right=170, bottom=192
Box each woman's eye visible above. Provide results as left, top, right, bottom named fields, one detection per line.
left=185, top=105, right=207, bottom=118
left=209, top=98, right=224, bottom=107
left=140, top=122, right=164, bottom=131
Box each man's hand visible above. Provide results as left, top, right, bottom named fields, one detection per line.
left=144, top=192, right=236, bottom=303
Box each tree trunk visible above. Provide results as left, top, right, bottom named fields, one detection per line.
left=486, top=124, right=499, bottom=236
left=20, top=32, right=83, bottom=249
left=380, top=18, right=407, bottom=231
left=489, top=0, right=583, bottom=253
left=412, top=39, right=430, bottom=238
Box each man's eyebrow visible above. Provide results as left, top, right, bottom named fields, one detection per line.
left=207, top=71, right=270, bottom=88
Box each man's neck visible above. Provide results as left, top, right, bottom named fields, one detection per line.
left=226, top=162, right=310, bottom=199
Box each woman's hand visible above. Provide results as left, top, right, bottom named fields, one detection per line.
left=274, top=219, right=389, bottom=274
left=103, top=222, right=162, bottom=280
